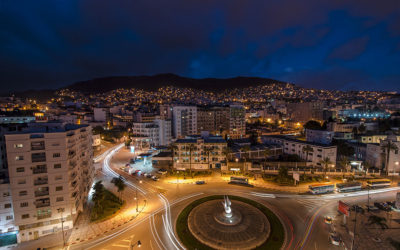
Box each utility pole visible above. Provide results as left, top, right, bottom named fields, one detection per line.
left=57, top=208, right=65, bottom=247
left=351, top=210, right=358, bottom=250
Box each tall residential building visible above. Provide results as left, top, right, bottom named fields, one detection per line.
left=159, top=104, right=173, bottom=120
left=93, top=107, right=110, bottom=122
left=197, top=107, right=229, bottom=135
left=4, top=122, right=94, bottom=242
left=172, top=106, right=197, bottom=138
left=131, top=119, right=172, bottom=147
left=229, top=105, right=246, bottom=139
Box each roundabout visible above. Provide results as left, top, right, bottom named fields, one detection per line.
left=176, top=195, right=285, bottom=250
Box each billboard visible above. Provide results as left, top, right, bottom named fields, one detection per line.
left=338, top=200, right=350, bottom=216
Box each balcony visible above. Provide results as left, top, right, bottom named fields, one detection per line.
left=37, top=213, right=52, bottom=220
left=35, top=199, right=50, bottom=208
left=34, top=188, right=49, bottom=197
left=31, top=141, right=45, bottom=151
left=32, top=153, right=46, bottom=163
left=32, top=166, right=47, bottom=174
left=71, top=181, right=78, bottom=188
left=69, top=161, right=77, bottom=169
left=34, top=178, right=48, bottom=186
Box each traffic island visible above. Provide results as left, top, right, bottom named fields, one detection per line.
left=176, top=195, right=285, bottom=250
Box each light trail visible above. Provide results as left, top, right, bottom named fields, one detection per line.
left=150, top=214, right=166, bottom=250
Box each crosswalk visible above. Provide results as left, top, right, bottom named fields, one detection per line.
left=100, top=235, right=134, bottom=250
left=293, top=199, right=329, bottom=212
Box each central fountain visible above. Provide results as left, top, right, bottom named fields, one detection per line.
left=222, top=195, right=232, bottom=218
left=186, top=196, right=271, bottom=249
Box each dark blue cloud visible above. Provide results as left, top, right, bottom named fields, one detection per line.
left=0, top=0, right=400, bottom=92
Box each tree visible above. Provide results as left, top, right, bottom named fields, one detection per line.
left=168, top=144, right=178, bottom=170
left=240, top=145, right=251, bottom=161
left=263, top=148, right=272, bottom=169
left=92, top=181, right=105, bottom=213
left=92, top=126, right=104, bottom=135
left=320, top=157, right=333, bottom=177
left=111, top=176, right=126, bottom=203
left=303, top=120, right=323, bottom=130
left=382, top=140, right=398, bottom=176
left=358, top=124, right=366, bottom=134
left=302, top=145, right=314, bottom=164
left=368, top=215, right=388, bottom=236
left=188, top=144, right=196, bottom=178
left=203, top=146, right=213, bottom=169
left=339, top=156, right=350, bottom=172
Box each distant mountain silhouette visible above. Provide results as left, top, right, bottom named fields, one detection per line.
left=66, top=73, right=287, bottom=93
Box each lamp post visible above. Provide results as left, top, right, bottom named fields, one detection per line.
left=57, top=208, right=65, bottom=247
left=130, top=240, right=142, bottom=249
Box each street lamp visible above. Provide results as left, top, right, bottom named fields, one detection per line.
left=130, top=240, right=142, bottom=249
left=57, top=208, right=66, bottom=247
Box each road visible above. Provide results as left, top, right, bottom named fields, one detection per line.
left=67, top=145, right=400, bottom=250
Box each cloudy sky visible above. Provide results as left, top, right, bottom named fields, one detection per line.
left=1, top=0, right=400, bottom=92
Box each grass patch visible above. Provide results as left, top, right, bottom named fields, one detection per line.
left=176, top=195, right=285, bottom=250
left=90, top=189, right=124, bottom=222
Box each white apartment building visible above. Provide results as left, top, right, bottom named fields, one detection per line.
left=172, top=106, right=197, bottom=138
left=263, top=136, right=337, bottom=167
left=0, top=183, right=16, bottom=236
left=306, top=129, right=334, bottom=145
left=173, top=137, right=227, bottom=170
left=4, top=122, right=94, bottom=242
left=93, top=107, right=109, bottom=122
left=366, top=136, right=400, bottom=173
left=360, top=135, right=400, bottom=144
left=131, top=119, right=171, bottom=147
left=229, top=105, right=246, bottom=139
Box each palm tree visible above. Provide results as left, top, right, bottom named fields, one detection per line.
left=111, top=176, right=126, bottom=203
left=382, top=140, right=398, bottom=176
left=368, top=215, right=388, bottom=239
left=188, top=143, right=196, bottom=178
left=204, top=146, right=213, bottom=169
left=92, top=181, right=105, bottom=206
left=320, top=157, right=333, bottom=177
left=263, top=148, right=272, bottom=170
left=168, top=144, right=178, bottom=170
left=339, top=156, right=350, bottom=172
left=240, top=145, right=251, bottom=161
left=302, top=145, right=314, bottom=164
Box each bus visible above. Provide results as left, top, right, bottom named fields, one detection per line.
left=309, top=183, right=335, bottom=194
left=336, top=182, right=362, bottom=193
left=367, top=179, right=391, bottom=188
left=229, top=177, right=253, bottom=187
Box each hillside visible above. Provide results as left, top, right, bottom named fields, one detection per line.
left=65, top=73, right=287, bottom=93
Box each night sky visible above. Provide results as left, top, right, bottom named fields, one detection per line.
left=1, top=0, right=400, bottom=92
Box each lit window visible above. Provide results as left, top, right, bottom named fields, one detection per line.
left=14, top=144, right=23, bottom=148
left=15, top=156, right=24, bottom=161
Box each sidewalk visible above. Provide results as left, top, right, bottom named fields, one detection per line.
left=332, top=209, right=400, bottom=250
left=65, top=175, right=146, bottom=247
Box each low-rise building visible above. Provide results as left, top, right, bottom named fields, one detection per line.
left=306, top=129, right=334, bottom=145
left=173, top=136, right=227, bottom=171
left=263, top=135, right=337, bottom=167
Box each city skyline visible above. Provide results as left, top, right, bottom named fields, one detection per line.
left=1, top=0, right=400, bottom=92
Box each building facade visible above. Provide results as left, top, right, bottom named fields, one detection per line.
left=229, top=105, right=246, bottom=139
left=173, top=137, right=227, bottom=170
left=4, top=122, right=94, bottom=242
left=306, top=129, right=334, bottom=145
left=263, top=135, right=337, bottom=167
left=172, top=106, right=197, bottom=138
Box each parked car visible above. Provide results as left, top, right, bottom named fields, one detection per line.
left=196, top=180, right=206, bottom=185
left=329, top=233, right=341, bottom=246
left=157, top=169, right=167, bottom=175
left=151, top=176, right=159, bottom=181
left=146, top=174, right=153, bottom=178
left=365, top=205, right=379, bottom=212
